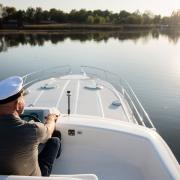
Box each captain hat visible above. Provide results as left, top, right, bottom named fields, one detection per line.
left=0, top=76, right=24, bottom=104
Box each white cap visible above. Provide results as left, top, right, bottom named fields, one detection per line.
left=0, top=76, right=23, bottom=104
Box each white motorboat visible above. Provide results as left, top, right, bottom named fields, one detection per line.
left=1, top=66, right=180, bottom=180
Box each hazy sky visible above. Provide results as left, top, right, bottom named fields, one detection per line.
left=1, top=0, right=180, bottom=16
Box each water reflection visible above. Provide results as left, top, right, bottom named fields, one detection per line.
left=0, top=29, right=180, bottom=53
left=160, top=29, right=180, bottom=44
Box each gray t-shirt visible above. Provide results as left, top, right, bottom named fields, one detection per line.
left=0, top=114, right=49, bottom=176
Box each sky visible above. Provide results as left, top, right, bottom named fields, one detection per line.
left=0, top=0, right=180, bottom=16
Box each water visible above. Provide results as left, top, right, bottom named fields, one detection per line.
left=0, top=30, right=180, bottom=162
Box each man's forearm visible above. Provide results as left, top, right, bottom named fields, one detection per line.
left=45, top=119, right=56, bottom=138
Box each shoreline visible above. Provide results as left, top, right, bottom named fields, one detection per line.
left=0, top=23, right=172, bottom=31
left=0, top=24, right=179, bottom=35
left=0, top=30, right=159, bottom=36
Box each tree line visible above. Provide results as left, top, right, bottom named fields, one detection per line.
left=0, top=4, right=180, bottom=27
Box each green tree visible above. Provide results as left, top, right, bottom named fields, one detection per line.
left=93, top=10, right=103, bottom=16
left=118, top=10, right=130, bottom=24
left=34, top=7, right=43, bottom=23
left=126, top=14, right=142, bottom=24
left=3, top=6, right=17, bottom=21
left=16, top=10, right=25, bottom=27
left=77, top=9, right=88, bottom=23
left=42, top=10, right=50, bottom=21
left=0, top=5, right=173, bottom=26
left=49, top=8, right=58, bottom=21
left=94, top=15, right=106, bottom=24
left=171, top=9, right=180, bottom=25
left=4, top=6, right=16, bottom=17
left=49, top=8, right=67, bottom=23
left=111, top=13, right=119, bottom=24
left=26, top=7, right=36, bottom=23
left=86, top=15, right=94, bottom=24
left=68, top=9, right=76, bottom=22
left=161, top=16, right=170, bottom=25
left=142, top=10, right=154, bottom=24
left=142, top=13, right=151, bottom=24
left=153, top=15, right=161, bottom=24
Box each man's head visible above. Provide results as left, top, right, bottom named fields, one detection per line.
left=0, top=76, right=25, bottom=116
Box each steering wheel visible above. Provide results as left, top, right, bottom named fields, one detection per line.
left=20, top=114, right=41, bottom=123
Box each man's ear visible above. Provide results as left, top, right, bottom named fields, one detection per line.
left=15, top=97, right=25, bottom=115
left=14, top=99, right=20, bottom=111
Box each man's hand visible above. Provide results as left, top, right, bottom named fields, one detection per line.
left=46, top=113, right=60, bottom=123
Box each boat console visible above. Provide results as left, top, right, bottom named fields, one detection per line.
left=22, top=107, right=61, bottom=123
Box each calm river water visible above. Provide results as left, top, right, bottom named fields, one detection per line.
left=0, top=30, right=180, bottom=162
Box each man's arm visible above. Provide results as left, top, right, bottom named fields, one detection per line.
left=44, top=114, right=59, bottom=139
left=33, top=113, right=60, bottom=144
left=44, top=114, right=59, bottom=137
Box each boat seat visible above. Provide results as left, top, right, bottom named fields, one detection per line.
left=0, top=174, right=98, bottom=180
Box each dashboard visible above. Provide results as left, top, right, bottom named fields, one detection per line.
left=22, top=107, right=60, bottom=123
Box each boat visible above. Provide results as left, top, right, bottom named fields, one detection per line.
left=1, top=65, right=180, bottom=180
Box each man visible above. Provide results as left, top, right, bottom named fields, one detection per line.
left=0, top=76, right=61, bottom=176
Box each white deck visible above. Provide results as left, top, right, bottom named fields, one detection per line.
left=51, top=115, right=180, bottom=180
left=25, top=75, right=137, bottom=124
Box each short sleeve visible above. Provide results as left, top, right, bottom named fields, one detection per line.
left=33, top=122, right=50, bottom=143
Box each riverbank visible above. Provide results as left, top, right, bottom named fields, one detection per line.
left=0, top=23, right=171, bottom=31
left=23, top=24, right=159, bottom=30
left=0, top=24, right=179, bottom=39
left=0, top=29, right=153, bottom=35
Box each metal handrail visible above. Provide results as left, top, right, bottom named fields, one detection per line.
left=123, top=89, right=146, bottom=126
left=22, top=65, right=155, bottom=129
left=80, top=65, right=156, bottom=130
left=22, top=65, right=71, bottom=88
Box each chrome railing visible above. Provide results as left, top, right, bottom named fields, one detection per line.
left=22, top=65, right=155, bottom=129
left=81, top=65, right=156, bottom=130
left=22, top=65, right=71, bottom=88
